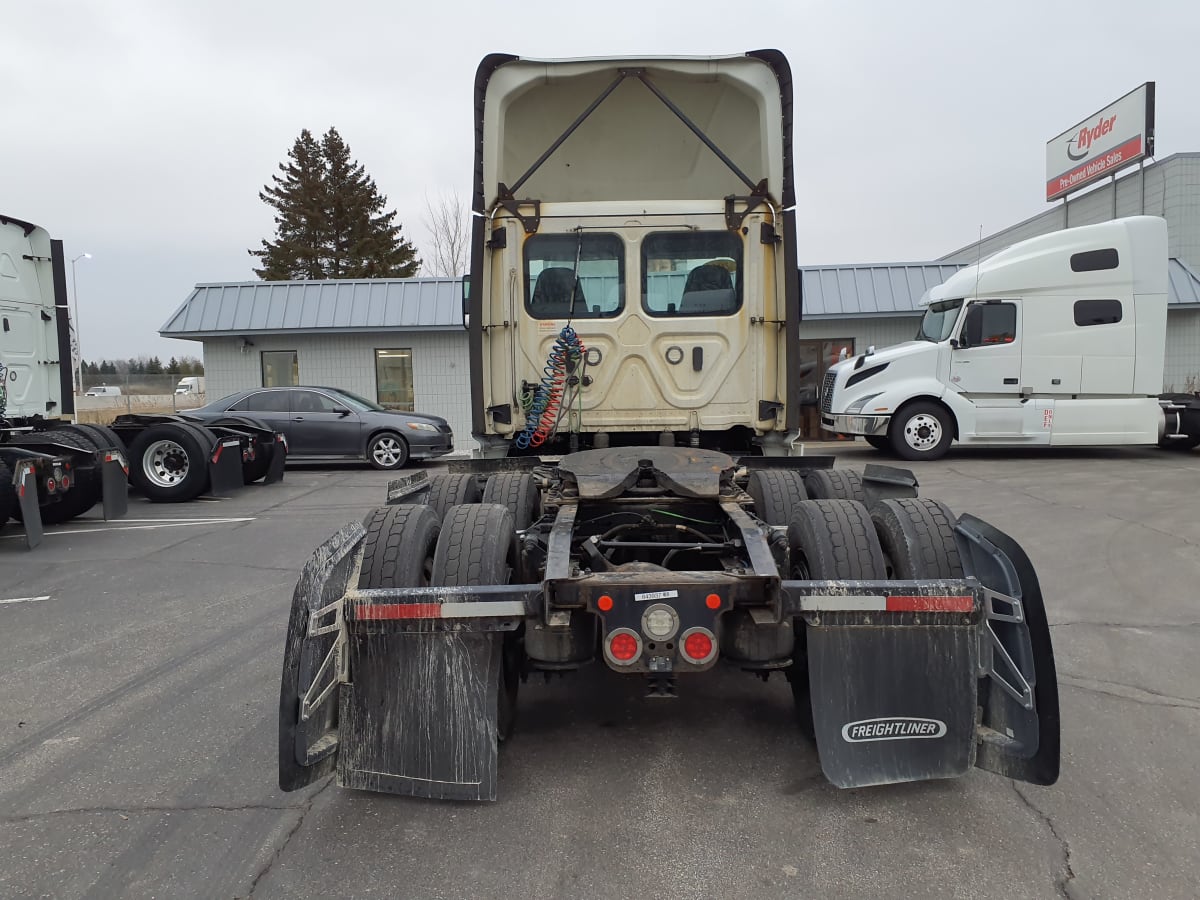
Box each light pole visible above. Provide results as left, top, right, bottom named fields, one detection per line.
left=70, top=252, right=92, bottom=394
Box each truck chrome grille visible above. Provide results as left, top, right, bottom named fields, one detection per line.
left=820, top=370, right=837, bottom=414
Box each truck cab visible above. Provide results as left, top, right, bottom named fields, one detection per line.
left=822, top=216, right=1171, bottom=459
left=468, top=53, right=802, bottom=458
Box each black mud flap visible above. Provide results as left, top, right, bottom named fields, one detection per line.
left=264, top=435, right=287, bottom=485
left=16, top=462, right=44, bottom=550
left=860, top=464, right=919, bottom=505
left=100, top=453, right=129, bottom=520
left=808, top=613, right=979, bottom=788
left=386, top=470, right=430, bottom=505
left=956, top=515, right=1061, bottom=786
left=337, top=630, right=501, bottom=801
left=207, top=437, right=244, bottom=497
left=279, top=522, right=364, bottom=792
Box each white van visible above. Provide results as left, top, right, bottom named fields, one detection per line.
left=84, top=385, right=122, bottom=397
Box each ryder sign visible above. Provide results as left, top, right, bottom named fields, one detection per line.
left=1045, top=83, right=1154, bottom=201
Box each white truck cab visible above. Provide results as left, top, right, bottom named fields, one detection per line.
left=821, top=216, right=1172, bottom=459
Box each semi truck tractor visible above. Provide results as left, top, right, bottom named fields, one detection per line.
left=820, top=216, right=1200, bottom=459
left=278, top=51, right=1060, bottom=800
left=0, top=214, right=286, bottom=539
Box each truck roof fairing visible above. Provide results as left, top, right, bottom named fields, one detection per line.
left=471, top=51, right=794, bottom=213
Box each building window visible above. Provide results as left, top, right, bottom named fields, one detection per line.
left=376, top=348, right=414, bottom=410
left=261, top=350, right=298, bottom=387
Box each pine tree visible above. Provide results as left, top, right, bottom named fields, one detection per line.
left=250, top=127, right=420, bottom=280
left=146, top=356, right=164, bottom=375
left=167, top=357, right=180, bottom=375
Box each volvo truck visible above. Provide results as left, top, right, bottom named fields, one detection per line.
left=278, top=51, right=1060, bottom=801
left=820, top=216, right=1200, bottom=459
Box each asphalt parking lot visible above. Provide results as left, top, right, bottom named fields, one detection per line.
left=1, top=445, right=1198, bottom=899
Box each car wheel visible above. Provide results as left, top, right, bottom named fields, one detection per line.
left=367, top=431, right=409, bottom=470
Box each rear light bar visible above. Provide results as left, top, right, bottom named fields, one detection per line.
left=801, top=595, right=975, bottom=613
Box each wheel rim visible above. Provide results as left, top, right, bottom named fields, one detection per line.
left=902, top=413, right=943, bottom=452
left=372, top=437, right=404, bottom=467
left=143, top=439, right=190, bottom=488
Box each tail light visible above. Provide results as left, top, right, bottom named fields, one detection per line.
left=680, top=627, right=718, bottom=665
left=45, top=478, right=56, bottom=493
left=60, top=475, right=70, bottom=490
left=604, top=628, right=642, bottom=667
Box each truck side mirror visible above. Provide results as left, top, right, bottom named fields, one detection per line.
left=959, top=306, right=983, bottom=350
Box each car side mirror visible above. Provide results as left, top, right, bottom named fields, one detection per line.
left=333, top=407, right=350, bottom=417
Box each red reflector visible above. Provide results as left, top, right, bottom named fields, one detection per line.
left=597, top=595, right=614, bottom=612
left=354, top=603, right=443, bottom=620
left=705, top=593, right=721, bottom=610
left=609, top=631, right=639, bottom=661
left=683, top=632, right=713, bottom=661
left=211, top=445, right=223, bottom=464
left=885, top=596, right=974, bottom=613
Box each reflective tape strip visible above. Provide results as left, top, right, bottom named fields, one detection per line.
left=351, top=600, right=527, bottom=621
left=803, top=595, right=973, bottom=613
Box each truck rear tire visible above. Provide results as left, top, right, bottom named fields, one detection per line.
left=15, top=426, right=104, bottom=524
left=889, top=402, right=953, bottom=461
left=128, top=422, right=210, bottom=502
left=431, top=503, right=520, bottom=739
left=747, top=469, right=808, bottom=526
left=426, top=473, right=482, bottom=523
left=482, top=472, right=540, bottom=531
left=871, top=498, right=963, bottom=579
left=804, top=469, right=865, bottom=503
left=359, top=505, right=440, bottom=588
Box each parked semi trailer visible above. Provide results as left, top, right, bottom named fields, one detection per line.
left=820, top=216, right=1200, bottom=459
left=0, top=214, right=286, bottom=545
left=279, top=51, right=1060, bottom=800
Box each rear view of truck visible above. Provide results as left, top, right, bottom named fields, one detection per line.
left=278, top=51, right=1060, bottom=800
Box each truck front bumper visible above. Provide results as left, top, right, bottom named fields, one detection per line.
left=821, top=413, right=891, bottom=436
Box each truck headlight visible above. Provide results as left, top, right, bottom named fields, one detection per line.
left=845, top=393, right=883, bottom=415
left=406, top=422, right=438, bottom=432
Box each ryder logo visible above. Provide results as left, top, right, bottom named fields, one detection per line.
left=1066, top=114, right=1117, bottom=161
left=841, top=717, right=947, bottom=743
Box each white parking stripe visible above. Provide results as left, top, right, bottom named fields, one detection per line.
left=0, top=595, right=52, bottom=605
left=1, top=517, right=256, bottom=540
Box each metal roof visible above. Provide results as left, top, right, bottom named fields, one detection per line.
left=800, top=263, right=964, bottom=319
left=159, top=278, right=462, bottom=337
left=161, top=260, right=1200, bottom=339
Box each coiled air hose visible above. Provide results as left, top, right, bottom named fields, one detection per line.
left=515, top=325, right=586, bottom=449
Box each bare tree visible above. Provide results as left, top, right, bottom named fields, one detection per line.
left=423, top=190, right=470, bottom=277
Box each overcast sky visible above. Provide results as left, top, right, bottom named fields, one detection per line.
left=5, top=0, right=1197, bottom=361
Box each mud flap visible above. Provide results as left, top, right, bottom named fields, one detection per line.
left=337, top=630, right=502, bottom=801
left=807, top=615, right=978, bottom=788
left=860, top=464, right=919, bottom=505
left=279, top=522, right=364, bottom=792
left=207, top=437, right=244, bottom=496
left=956, top=515, right=1061, bottom=786
left=100, top=453, right=128, bottom=520
left=16, top=462, right=43, bottom=550
left=264, top=435, right=287, bottom=485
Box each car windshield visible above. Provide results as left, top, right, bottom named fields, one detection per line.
left=917, top=298, right=964, bottom=342
left=327, top=389, right=386, bottom=412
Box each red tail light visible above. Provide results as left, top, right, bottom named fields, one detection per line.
left=60, top=475, right=70, bottom=490
left=680, top=628, right=717, bottom=665
left=604, top=628, right=642, bottom=666
left=45, top=478, right=56, bottom=493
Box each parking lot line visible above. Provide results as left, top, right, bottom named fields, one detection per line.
left=1, top=517, right=256, bottom=539
left=0, top=595, right=52, bottom=605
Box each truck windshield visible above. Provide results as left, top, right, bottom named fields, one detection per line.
left=917, top=298, right=964, bottom=342
left=524, top=233, right=624, bottom=319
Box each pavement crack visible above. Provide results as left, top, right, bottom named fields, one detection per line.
left=244, top=777, right=334, bottom=898
left=1011, top=782, right=1078, bottom=900
left=1059, top=674, right=1200, bottom=711
left=1, top=803, right=305, bottom=823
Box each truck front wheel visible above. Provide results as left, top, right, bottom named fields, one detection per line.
left=889, top=402, right=953, bottom=461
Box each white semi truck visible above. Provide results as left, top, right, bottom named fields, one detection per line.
left=820, top=216, right=1200, bottom=459
left=278, top=51, right=1060, bottom=801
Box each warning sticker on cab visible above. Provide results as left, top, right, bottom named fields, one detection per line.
left=634, top=589, right=679, bottom=603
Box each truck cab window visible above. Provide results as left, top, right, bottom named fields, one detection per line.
left=917, top=298, right=963, bottom=342
left=523, top=233, right=623, bottom=319
left=962, top=302, right=1017, bottom=347
left=642, top=231, right=742, bottom=317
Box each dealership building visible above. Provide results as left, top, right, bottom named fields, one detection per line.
left=163, top=97, right=1200, bottom=453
